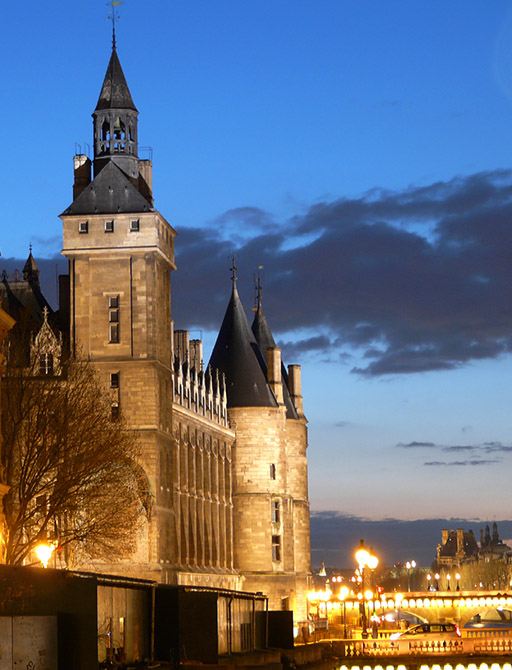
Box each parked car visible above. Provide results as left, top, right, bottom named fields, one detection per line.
left=379, top=609, right=427, bottom=627
left=390, top=622, right=461, bottom=641
left=463, top=608, right=512, bottom=629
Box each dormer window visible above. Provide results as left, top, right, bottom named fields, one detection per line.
left=79, top=221, right=89, bottom=234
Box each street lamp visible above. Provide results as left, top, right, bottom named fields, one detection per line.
left=405, top=560, right=416, bottom=592
left=435, top=573, right=440, bottom=591
left=427, top=574, right=432, bottom=590
left=339, top=585, right=349, bottom=638
left=455, top=573, right=460, bottom=591
left=35, top=542, right=55, bottom=568
left=446, top=573, right=451, bottom=591
left=355, top=539, right=379, bottom=638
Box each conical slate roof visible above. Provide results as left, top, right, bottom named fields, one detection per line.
left=251, top=296, right=299, bottom=420
left=23, top=251, right=40, bottom=285
left=95, top=47, right=138, bottom=112
left=61, top=161, right=153, bottom=216
left=209, top=282, right=277, bottom=408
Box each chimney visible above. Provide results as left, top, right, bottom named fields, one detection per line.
left=267, top=347, right=283, bottom=405
left=190, top=339, right=203, bottom=371
left=457, top=529, right=464, bottom=555
left=174, top=330, right=189, bottom=363
left=139, top=160, right=153, bottom=204
left=288, top=364, right=304, bottom=416
left=73, top=154, right=91, bottom=199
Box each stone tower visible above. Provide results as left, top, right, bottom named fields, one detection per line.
left=209, top=272, right=312, bottom=620
left=60, top=45, right=236, bottom=587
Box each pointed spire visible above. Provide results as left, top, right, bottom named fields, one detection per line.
left=23, top=248, right=40, bottom=286
left=95, top=48, right=137, bottom=112
left=209, top=268, right=277, bottom=409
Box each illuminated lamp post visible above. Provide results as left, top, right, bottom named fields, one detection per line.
left=35, top=542, right=55, bottom=568
left=395, top=592, right=403, bottom=629
left=405, top=560, right=416, bottom=591
left=355, top=539, right=379, bottom=638
left=435, top=573, right=440, bottom=591
left=427, top=573, right=432, bottom=590
left=446, top=573, right=451, bottom=591
left=455, top=572, right=460, bottom=591
left=339, top=585, right=349, bottom=638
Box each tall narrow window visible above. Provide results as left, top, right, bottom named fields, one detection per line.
left=110, top=372, right=119, bottom=389
left=109, top=324, right=119, bottom=343
left=270, top=463, right=276, bottom=480
left=272, top=535, right=281, bottom=562
left=108, top=295, right=120, bottom=343
left=39, top=353, right=54, bottom=376
left=271, top=500, right=280, bottom=524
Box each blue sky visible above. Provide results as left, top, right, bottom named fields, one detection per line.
left=3, top=1, right=512, bottom=561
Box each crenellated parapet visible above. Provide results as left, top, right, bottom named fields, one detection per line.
left=173, top=329, right=228, bottom=427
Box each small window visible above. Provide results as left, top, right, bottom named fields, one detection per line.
left=109, top=296, right=119, bottom=309
left=109, top=324, right=119, bottom=343
left=39, top=353, right=54, bottom=376
left=111, top=403, right=120, bottom=420
left=271, top=500, right=280, bottom=524
left=270, top=464, right=276, bottom=480
left=79, top=221, right=88, bottom=234
left=105, top=220, right=114, bottom=233
left=130, top=219, right=140, bottom=232
left=272, top=535, right=281, bottom=562
left=109, top=310, right=119, bottom=323
left=110, top=373, right=119, bottom=389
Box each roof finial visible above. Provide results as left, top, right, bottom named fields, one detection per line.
left=107, top=1, right=122, bottom=50
left=29, top=243, right=32, bottom=254
left=230, top=254, right=238, bottom=287
left=254, top=265, right=264, bottom=310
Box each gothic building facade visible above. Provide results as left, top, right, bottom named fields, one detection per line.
left=54, top=44, right=312, bottom=619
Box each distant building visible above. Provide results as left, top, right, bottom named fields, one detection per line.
left=435, top=523, right=512, bottom=570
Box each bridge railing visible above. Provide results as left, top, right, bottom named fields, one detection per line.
left=325, top=635, right=512, bottom=657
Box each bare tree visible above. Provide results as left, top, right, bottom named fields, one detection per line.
left=1, top=335, right=146, bottom=567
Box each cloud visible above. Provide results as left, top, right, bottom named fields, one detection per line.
left=424, top=459, right=499, bottom=467
left=21, top=169, right=512, bottom=377
left=167, top=169, right=512, bottom=374
left=398, top=441, right=436, bottom=448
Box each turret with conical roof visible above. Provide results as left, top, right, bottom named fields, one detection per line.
left=92, top=45, right=139, bottom=180
left=251, top=281, right=299, bottom=420
left=208, top=268, right=277, bottom=408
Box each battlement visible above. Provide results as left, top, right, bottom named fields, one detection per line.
left=172, top=330, right=228, bottom=427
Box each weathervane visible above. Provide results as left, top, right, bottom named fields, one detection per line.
left=230, top=254, right=239, bottom=286
left=107, top=1, right=123, bottom=49
left=254, top=265, right=264, bottom=310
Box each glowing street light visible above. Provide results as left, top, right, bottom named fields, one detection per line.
left=405, top=560, right=416, bottom=591
left=354, top=540, right=379, bottom=638
left=339, top=585, right=350, bottom=638
left=35, top=542, right=55, bottom=568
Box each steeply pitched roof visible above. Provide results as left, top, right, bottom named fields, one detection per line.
left=208, top=283, right=277, bottom=409
left=61, top=160, right=153, bottom=216
left=251, top=297, right=299, bottom=420
left=95, top=47, right=138, bottom=112
left=23, top=251, right=40, bottom=285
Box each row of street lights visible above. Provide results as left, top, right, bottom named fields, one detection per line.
left=426, top=572, right=461, bottom=591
